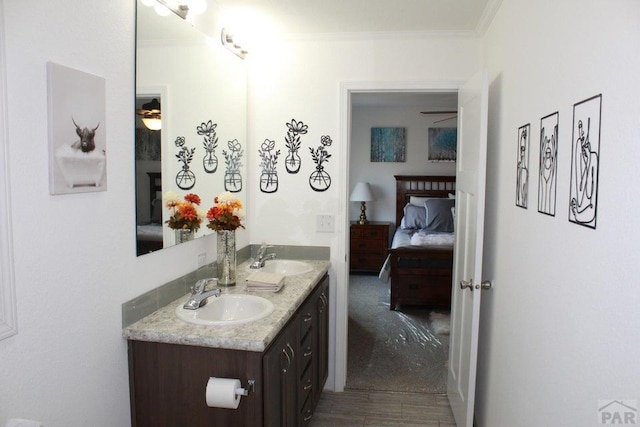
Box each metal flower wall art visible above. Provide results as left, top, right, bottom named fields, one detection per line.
left=198, top=120, right=218, bottom=173
left=284, top=118, right=308, bottom=174
left=258, top=139, right=280, bottom=193
left=174, top=136, right=196, bottom=190
left=223, top=139, right=244, bottom=193
left=309, top=135, right=332, bottom=192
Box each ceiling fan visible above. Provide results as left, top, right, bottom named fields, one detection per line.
left=420, top=110, right=458, bottom=124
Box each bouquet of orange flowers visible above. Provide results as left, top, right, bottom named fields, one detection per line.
left=164, top=192, right=204, bottom=231
left=206, top=192, right=245, bottom=231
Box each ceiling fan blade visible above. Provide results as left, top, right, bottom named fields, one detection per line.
left=419, top=110, right=457, bottom=115
left=434, top=116, right=458, bottom=124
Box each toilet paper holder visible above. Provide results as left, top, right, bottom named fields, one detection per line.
left=236, top=379, right=255, bottom=396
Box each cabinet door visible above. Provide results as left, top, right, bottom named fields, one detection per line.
left=263, top=325, right=298, bottom=427
left=314, top=277, right=330, bottom=407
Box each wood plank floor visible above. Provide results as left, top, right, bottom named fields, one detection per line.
left=309, top=389, right=456, bottom=426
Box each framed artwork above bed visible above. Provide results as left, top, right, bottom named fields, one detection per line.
left=371, top=127, right=406, bottom=162
left=428, top=128, right=457, bottom=162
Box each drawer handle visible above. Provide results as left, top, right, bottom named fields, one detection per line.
left=303, top=350, right=312, bottom=357
left=286, top=343, right=295, bottom=360
left=303, top=315, right=312, bottom=323
left=303, top=412, right=313, bottom=421
left=303, top=382, right=312, bottom=391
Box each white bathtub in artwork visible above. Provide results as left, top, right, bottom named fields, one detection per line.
left=55, top=144, right=106, bottom=188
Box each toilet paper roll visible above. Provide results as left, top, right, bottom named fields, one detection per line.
left=205, top=377, right=242, bottom=409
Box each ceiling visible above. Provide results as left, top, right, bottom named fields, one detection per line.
left=214, top=0, right=497, bottom=37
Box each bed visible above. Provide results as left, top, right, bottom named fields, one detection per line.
left=382, top=175, right=456, bottom=310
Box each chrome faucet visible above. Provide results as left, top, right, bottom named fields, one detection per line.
left=183, top=278, right=221, bottom=310
left=250, top=243, right=277, bottom=269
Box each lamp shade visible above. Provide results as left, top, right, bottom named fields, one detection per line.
left=350, top=182, right=374, bottom=202
left=136, top=98, right=162, bottom=131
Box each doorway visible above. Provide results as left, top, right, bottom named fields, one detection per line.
left=340, top=86, right=460, bottom=393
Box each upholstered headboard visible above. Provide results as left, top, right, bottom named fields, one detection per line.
left=394, top=175, right=456, bottom=227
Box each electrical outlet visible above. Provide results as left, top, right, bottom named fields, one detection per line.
left=197, top=252, right=206, bottom=268
left=316, top=214, right=335, bottom=233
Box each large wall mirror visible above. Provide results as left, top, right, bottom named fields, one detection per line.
left=135, top=0, right=247, bottom=256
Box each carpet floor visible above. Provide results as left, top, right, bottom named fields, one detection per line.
left=346, top=274, right=450, bottom=394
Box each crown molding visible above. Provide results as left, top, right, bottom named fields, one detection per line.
left=475, top=0, right=504, bottom=36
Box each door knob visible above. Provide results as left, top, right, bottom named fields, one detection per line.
left=459, top=279, right=474, bottom=291
left=475, top=280, right=493, bottom=290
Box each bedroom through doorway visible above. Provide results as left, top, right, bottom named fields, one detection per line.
left=346, top=90, right=458, bottom=394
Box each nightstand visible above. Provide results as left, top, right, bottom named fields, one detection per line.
left=349, top=222, right=391, bottom=274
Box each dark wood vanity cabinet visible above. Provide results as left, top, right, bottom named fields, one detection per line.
left=128, top=274, right=329, bottom=427
left=263, top=274, right=329, bottom=427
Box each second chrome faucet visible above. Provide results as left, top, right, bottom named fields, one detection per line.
left=250, top=243, right=277, bottom=269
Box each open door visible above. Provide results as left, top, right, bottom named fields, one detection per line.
left=447, top=70, right=490, bottom=427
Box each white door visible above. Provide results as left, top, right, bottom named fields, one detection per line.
left=447, top=70, right=490, bottom=427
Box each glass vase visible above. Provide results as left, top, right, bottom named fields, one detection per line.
left=175, top=228, right=194, bottom=244
left=216, top=230, right=236, bottom=286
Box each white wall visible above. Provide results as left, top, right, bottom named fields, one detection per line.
left=350, top=105, right=456, bottom=223
left=247, top=35, right=480, bottom=389
left=476, top=1, right=640, bottom=425
left=0, top=1, right=221, bottom=425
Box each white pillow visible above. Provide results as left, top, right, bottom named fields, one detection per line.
left=409, top=196, right=433, bottom=206
left=448, top=193, right=455, bottom=199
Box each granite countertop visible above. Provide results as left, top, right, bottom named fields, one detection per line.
left=123, top=259, right=330, bottom=352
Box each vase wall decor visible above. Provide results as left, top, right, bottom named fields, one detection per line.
left=284, top=118, right=308, bottom=174
left=198, top=120, right=219, bottom=174
left=175, top=228, right=195, bottom=244
left=309, top=135, right=333, bottom=192
left=174, top=136, right=196, bottom=190
left=223, top=139, right=244, bottom=193
left=258, top=139, right=280, bottom=193
left=216, top=230, right=236, bottom=286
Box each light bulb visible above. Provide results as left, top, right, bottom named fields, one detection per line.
left=154, top=3, right=171, bottom=16
left=186, top=0, right=207, bottom=15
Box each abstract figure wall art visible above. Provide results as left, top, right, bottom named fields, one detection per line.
left=538, top=112, right=559, bottom=216
left=569, top=94, right=602, bottom=229
left=515, top=123, right=530, bottom=209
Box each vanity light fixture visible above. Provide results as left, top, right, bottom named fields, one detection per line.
left=143, top=0, right=207, bottom=19
left=350, top=182, right=375, bottom=224
left=136, top=98, right=162, bottom=131
left=221, top=28, right=248, bottom=59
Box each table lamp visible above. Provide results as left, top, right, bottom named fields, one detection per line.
left=350, top=182, right=374, bottom=224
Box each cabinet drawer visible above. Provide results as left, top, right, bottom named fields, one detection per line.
left=361, top=227, right=386, bottom=240
left=300, top=328, right=313, bottom=374
left=300, top=396, right=314, bottom=427
left=351, top=226, right=386, bottom=240
left=351, top=238, right=386, bottom=253
left=350, top=253, right=385, bottom=271
left=299, top=363, right=313, bottom=411
left=299, top=304, right=314, bottom=339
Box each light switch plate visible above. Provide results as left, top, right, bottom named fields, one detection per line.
left=316, top=214, right=335, bottom=233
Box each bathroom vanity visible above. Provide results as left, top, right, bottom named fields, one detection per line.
left=124, top=260, right=330, bottom=427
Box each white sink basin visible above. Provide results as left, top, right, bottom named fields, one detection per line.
left=175, top=294, right=274, bottom=326
left=252, top=260, right=313, bottom=276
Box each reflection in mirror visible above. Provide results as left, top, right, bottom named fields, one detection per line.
left=135, top=0, right=247, bottom=256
